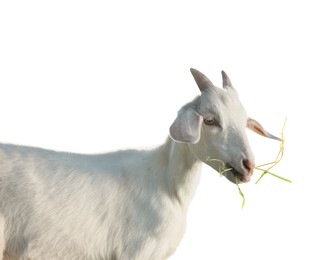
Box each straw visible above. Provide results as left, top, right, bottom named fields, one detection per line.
left=255, top=117, right=291, bottom=184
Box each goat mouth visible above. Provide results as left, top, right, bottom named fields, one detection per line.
left=226, top=164, right=251, bottom=183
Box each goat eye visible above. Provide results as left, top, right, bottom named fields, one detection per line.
left=204, top=118, right=215, bottom=125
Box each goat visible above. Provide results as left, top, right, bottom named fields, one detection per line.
left=0, top=68, right=280, bottom=260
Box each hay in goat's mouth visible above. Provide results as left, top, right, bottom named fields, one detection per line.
left=206, top=117, right=291, bottom=208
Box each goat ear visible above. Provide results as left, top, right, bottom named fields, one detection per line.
left=170, top=108, right=203, bottom=144
left=247, top=118, right=282, bottom=141
left=190, top=68, right=213, bottom=92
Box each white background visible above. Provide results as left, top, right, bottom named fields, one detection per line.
left=1, top=1, right=329, bottom=259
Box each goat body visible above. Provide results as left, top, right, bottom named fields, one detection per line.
left=0, top=138, right=201, bottom=259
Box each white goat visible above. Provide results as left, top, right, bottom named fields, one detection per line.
left=0, top=68, right=280, bottom=260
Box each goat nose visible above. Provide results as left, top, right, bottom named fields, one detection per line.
left=243, top=159, right=255, bottom=174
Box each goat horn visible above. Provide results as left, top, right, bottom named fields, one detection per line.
left=221, top=70, right=233, bottom=89
left=190, top=68, right=213, bottom=92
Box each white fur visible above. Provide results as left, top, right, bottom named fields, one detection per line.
left=0, top=69, right=279, bottom=259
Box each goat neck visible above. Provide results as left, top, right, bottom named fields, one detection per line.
left=160, top=137, right=202, bottom=209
